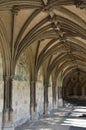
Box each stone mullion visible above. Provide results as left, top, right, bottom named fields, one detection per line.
left=44, top=82, right=48, bottom=114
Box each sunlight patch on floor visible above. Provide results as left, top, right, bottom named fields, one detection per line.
left=39, top=128, right=51, bottom=130
left=26, top=128, right=51, bottom=130
left=70, top=112, right=85, bottom=117
left=62, top=106, right=86, bottom=128
left=74, top=109, right=86, bottom=112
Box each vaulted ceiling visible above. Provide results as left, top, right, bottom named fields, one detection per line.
left=0, top=0, right=86, bottom=80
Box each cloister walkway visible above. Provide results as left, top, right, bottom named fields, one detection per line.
left=16, top=105, right=86, bottom=130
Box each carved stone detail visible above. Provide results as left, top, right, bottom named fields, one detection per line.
left=11, top=6, right=20, bottom=15
left=74, top=0, right=86, bottom=9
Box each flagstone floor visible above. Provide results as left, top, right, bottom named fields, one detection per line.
left=16, top=105, right=86, bottom=130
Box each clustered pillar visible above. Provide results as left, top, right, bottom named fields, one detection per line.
left=2, top=75, right=59, bottom=129
left=2, top=75, right=14, bottom=130
left=52, top=82, right=57, bottom=109
left=44, top=81, right=48, bottom=114
left=30, top=80, right=38, bottom=120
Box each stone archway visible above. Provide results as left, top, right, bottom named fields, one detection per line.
left=62, top=69, right=86, bottom=104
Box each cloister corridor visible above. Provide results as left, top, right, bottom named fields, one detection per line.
left=0, top=0, right=86, bottom=130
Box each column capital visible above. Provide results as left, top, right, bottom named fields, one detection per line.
left=2, top=108, right=9, bottom=113
left=3, top=75, right=13, bottom=81
left=30, top=80, right=36, bottom=84
left=44, top=81, right=49, bottom=87
left=52, top=81, right=56, bottom=86
left=74, top=0, right=86, bottom=9
left=11, top=6, right=20, bottom=15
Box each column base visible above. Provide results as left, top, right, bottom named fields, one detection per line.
left=2, top=125, right=14, bottom=130
left=53, top=104, right=57, bottom=109
left=30, top=112, right=39, bottom=121
left=58, top=98, right=63, bottom=107
left=43, top=110, right=50, bottom=115
left=2, top=110, right=14, bottom=130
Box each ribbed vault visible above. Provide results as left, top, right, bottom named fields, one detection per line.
left=0, top=0, right=86, bottom=78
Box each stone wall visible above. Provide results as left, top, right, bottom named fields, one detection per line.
left=48, top=77, right=52, bottom=112
left=13, top=80, right=30, bottom=127
left=36, top=81, right=44, bottom=116
left=36, top=69, right=44, bottom=116
left=12, top=66, right=45, bottom=126
left=0, top=58, right=55, bottom=128
left=48, top=86, right=52, bottom=112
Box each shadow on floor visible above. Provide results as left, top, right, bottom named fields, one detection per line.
left=56, top=125, right=86, bottom=130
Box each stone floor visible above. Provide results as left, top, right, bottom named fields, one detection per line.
left=15, top=105, right=86, bottom=130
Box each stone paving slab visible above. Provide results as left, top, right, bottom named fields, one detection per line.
left=15, top=106, right=86, bottom=130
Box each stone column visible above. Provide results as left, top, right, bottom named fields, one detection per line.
left=44, top=82, right=48, bottom=114
left=58, top=87, right=63, bottom=107
left=2, top=76, right=14, bottom=130
left=73, top=87, right=77, bottom=97
left=52, top=82, right=57, bottom=109
left=82, top=87, right=85, bottom=97
left=30, top=81, right=38, bottom=120
left=8, top=77, right=14, bottom=125
left=2, top=76, right=9, bottom=127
